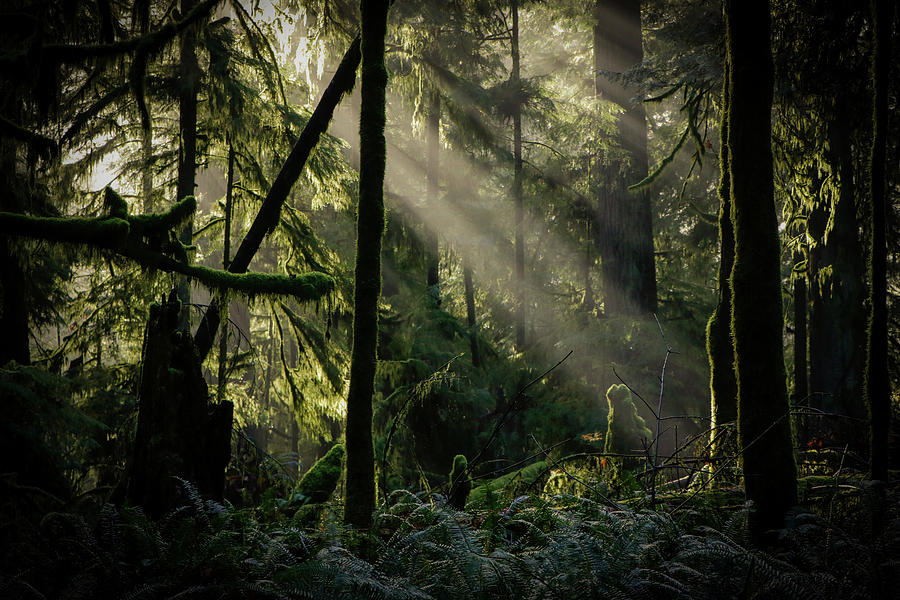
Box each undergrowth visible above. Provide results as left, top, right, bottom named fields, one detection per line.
left=2, top=478, right=897, bottom=599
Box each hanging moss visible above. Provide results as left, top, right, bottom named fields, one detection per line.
left=296, top=443, right=345, bottom=504
left=448, top=454, right=471, bottom=510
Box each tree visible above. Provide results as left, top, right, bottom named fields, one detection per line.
left=706, top=61, right=737, bottom=458
left=512, top=0, right=526, bottom=349
left=725, top=0, right=797, bottom=543
left=866, top=0, right=893, bottom=481
left=593, top=0, right=656, bottom=315
left=344, top=0, right=389, bottom=530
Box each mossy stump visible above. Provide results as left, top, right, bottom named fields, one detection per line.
left=125, top=292, right=233, bottom=517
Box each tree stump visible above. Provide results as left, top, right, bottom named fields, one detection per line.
left=126, top=292, right=233, bottom=517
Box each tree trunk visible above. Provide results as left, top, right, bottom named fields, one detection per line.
left=176, top=0, right=200, bottom=329
left=216, top=143, right=234, bottom=404
left=866, top=0, right=892, bottom=481
left=344, top=0, right=388, bottom=530
left=126, top=292, right=233, bottom=518
left=463, top=261, right=480, bottom=367
left=0, top=134, right=28, bottom=366
left=706, top=60, right=737, bottom=457
left=793, top=254, right=808, bottom=411
left=425, top=91, right=441, bottom=304
left=511, top=0, right=526, bottom=350
left=807, top=111, right=867, bottom=458
left=725, top=0, right=797, bottom=544
left=593, top=0, right=656, bottom=315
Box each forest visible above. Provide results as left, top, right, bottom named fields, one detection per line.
left=1, top=0, right=898, bottom=597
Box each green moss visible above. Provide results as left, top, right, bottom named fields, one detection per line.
left=467, top=460, right=548, bottom=507
left=296, top=443, right=345, bottom=504
left=448, top=454, right=471, bottom=510
left=104, top=186, right=129, bottom=219
left=0, top=212, right=130, bottom=248
left=180, top=265, right=334, bottom=300
left=128, top=196, right=197, bottom=235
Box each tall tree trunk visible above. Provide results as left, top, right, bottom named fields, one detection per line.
left=725, top=0, right=797, bottom=544
left=706, top=61, right=737, bottom=458
left=593, top=0, right=656, bottom=315
left=216, top=143, right=235, bottom=404
left=344, top=0, right=388, bottom=530
left=866, top=0, right=893, bottom=481
left=176, top=0, right=200, bottom=329
left=425, top=91, right=441, bottom=304
left=807, top=110, right=867, bottom=457
left=193, top=37, right=361, bottom=362
left=463, top=261, right=480, bottom=367
left=511, top=0, right=526, bottom=350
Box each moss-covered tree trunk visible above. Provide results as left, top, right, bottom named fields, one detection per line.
left=344, top=0, right=388, bottom=530
left=706, top=60, right=737, bottom=458
left=592, top=0, right=656, bottom=315
left=425, top=91, right=441, bottom=304
left=866, top=0, right=893, bottom=481
left=126, top=293, right=233, bottom=518
left=176, top=0, right=200, bottom=329
left=725, top=0, right=797, bottom=543
left=511, top=0, right=526, bottom=350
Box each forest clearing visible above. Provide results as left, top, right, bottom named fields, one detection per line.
left=1, top=0, right=898, bottom=598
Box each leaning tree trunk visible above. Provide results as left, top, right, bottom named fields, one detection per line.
left=866, top=0, right=893, bottom=482
left=593, top=0, right=657, bottom=315
left=343, top=0, right=389, bottom=531
left=706, top=60, right=737, bottom=460
left=127, top=292, right=233, bottom=518
left=725, top=0, right=797, bottom=544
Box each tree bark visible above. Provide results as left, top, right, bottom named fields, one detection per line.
left=344, top=0, right=388, bottom=530
left=593, top=0, right=656, bottom=315
left=725, top=0, right=797, bottom=544
left=866, top=0, right=893, bottom=481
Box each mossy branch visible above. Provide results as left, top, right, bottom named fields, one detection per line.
left=628, top=124, right=689, bottom=190
left=0, top=192, right=333, bottom=301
